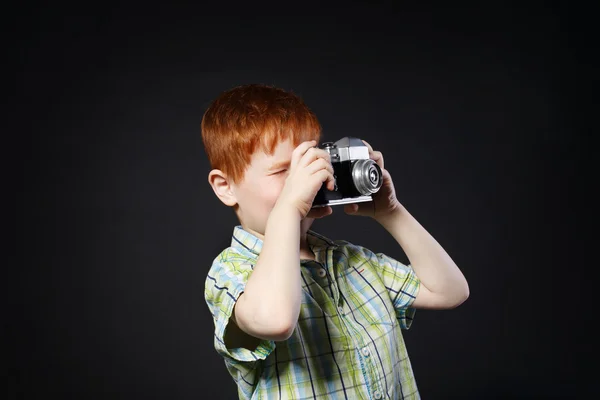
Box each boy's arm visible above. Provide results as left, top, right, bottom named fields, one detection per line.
left=341, top=139, right=468, bottom=310
left=377, top=203, right=469, bottom=310
left=232, top=204, right=303, bottom=342
left=232, top=141, right=335, bottom=342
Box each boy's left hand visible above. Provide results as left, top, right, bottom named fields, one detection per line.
left=344, top=140, right=401, bottom=221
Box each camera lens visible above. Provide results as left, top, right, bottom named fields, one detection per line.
left=369, top=168, right=379, bottom=185
left=352, top=159, right=383, bottom=195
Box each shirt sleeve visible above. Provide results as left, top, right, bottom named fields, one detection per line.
left=204, top=257, right=276, bottom=363
left=372, top=251, right=421, bottom=329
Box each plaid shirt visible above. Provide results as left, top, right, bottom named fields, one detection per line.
left=205, top=225, right=421, bottom=399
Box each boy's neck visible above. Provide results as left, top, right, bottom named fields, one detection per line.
left=299, top=218, right=317, bottom=260
left=299, top=234, right=316, bottom=261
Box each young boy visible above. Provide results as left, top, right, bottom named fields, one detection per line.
left=202, top=84, right=469, bottom=399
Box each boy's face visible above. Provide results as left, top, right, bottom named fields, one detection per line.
left=231, top=137, right=304, bottom=238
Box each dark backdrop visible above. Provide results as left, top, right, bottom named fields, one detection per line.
left=10, top=2, right=592, bottom=399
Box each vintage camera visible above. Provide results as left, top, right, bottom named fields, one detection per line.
left=312, top=137, right=383, bottom=208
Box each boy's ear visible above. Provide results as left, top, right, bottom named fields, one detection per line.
left=208, top=169, right=238, bottom=207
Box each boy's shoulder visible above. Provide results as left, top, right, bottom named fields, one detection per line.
left=204, top=245, right=256, bottom=302
left=213, top=245, right=255, bottom=265
left=207, top=245, right=255, bottom=278
left=209, top=226, right=261, bottom=267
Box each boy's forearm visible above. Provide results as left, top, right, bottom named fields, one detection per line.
left=236, top=204, right=302, bottom=340
left=377, top=203, right=469, bottom=301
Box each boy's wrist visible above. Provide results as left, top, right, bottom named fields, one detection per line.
left=270, top=203, right=303, bottom=223
left=374, top=202, right=405, bottom=227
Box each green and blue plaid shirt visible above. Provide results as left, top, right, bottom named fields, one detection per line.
left=205, top=225, right=421, bottom=399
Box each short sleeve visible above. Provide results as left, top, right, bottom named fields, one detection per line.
left=204, top=259, right=276, bottom=362
left=373, top=251, right=421, bottom=329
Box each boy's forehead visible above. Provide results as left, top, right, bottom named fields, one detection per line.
left=255, top=151, right=292, bottom=171
left=252, top=138, right=296, bottom=164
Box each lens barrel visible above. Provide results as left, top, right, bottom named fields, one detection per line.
left=352, top=159, right=383, bottom=195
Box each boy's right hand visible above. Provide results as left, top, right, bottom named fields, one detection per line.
left=276, top=140, right=336, bottom=219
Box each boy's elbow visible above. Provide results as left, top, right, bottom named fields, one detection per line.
left=247, top=318, right=296, bottom=342
left=449, top=281, right=470, bottom=308
left=463, top=282, right=470, bottom=301
left=461, top=280, right=470, bottom=303
left=454, top=293, right=469, bottom=309
left=236, top=305, right=297, bottom=341
left=267, top=321, right=296, bottom=341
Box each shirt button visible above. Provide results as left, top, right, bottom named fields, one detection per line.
left=373, top=390, right=382, bottom=399
left=338, top=306, right=344, bottom=316
left=361, top=347, right=370, bottom=357
left=317, top=268, right=326, bottom=278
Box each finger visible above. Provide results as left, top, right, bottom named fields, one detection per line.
left=291, top=140, right=318, bottom=170
left=315, top=169, right=336, bottom=191
left=307, top=159, right=336, bottom=191
left=306, top=157, right=334, bottom=176
left=361, top=140, right=383, bottom=169
left=291, top=140, right=318, bottom=169
left=306, top=206, right=333, bottom=219
left=371, top=150, right=384, bottom=170
left=298, top=147, right=331, bottom=169
left=344, top=203, right=360, bottom=214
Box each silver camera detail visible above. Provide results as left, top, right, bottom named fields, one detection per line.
left=311, top=137, right=383, bottom=208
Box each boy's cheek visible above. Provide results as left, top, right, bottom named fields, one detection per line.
left=265, top=189, right=283, bottom=210
left=270, top=181, right=286, bottom=200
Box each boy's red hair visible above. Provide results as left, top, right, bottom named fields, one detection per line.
left=201, top=84, right=322, bottom=184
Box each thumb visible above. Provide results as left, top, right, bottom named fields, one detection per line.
left=344, top=203, right=359, bottom=215
left=306, top=206, right=333, bottom=219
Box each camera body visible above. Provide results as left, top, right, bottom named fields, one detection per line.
left=312, top=137, right=383, bottom=208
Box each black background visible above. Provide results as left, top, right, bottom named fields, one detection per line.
left=10, top=2, right=593, bottom=399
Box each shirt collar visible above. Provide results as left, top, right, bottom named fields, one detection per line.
left=230, top=225, right=338, bottom=261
